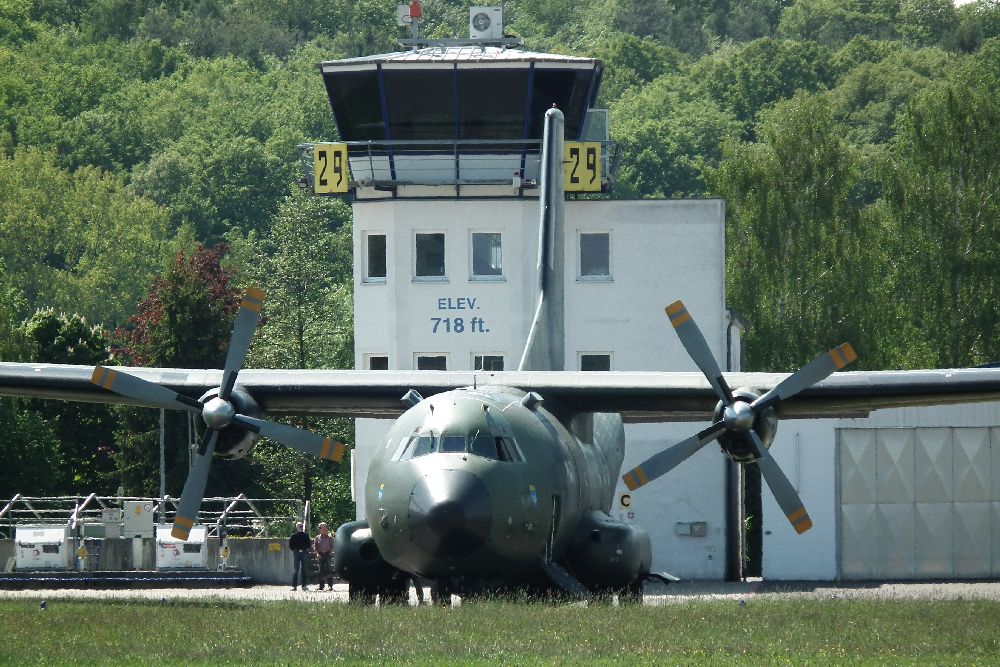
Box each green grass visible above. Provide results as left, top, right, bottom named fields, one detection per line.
left=2, top=597, right=998, bottom=665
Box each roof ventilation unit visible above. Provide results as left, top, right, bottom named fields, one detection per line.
left=470, top=6, right=503, bottom=39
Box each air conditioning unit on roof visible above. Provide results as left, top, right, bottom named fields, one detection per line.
left=470, top=6, right=503, bottom=40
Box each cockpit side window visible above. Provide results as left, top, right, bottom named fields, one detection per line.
left=412, top=434, right=436, bottom=458
left=469, top=433, right=499, bottom=459
left=393, top=433, right=438, bottom=461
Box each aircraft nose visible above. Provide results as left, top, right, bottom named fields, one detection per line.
left=409, top=469, right=492, bottom=559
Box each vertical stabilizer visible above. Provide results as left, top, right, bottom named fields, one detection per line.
left=518, top=108, right=566, bottom=371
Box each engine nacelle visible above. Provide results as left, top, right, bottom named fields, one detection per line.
left=712, top=388, right=778, bottom=463
left=196, top=387, right=261, bottom=460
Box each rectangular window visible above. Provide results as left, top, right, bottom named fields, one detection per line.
left=474, top=354, right=504, bottom=371
left=416, top=354, right=447, bottom=370
left=366, top=355, right=389, bottom=370
left=365, top=233, right=386, bottom=281
left=580, top=353, right=611, bottom=371
left=471, top=232, right=503, bottom=279
left=415, top=233, right=446, bottom=279
left=579, top=232, right=611, bottom=279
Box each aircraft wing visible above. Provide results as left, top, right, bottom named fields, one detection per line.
left=2, top=362, right=1000, bottom=422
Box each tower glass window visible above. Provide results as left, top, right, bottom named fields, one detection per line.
left=579, top=232, right=611, bottom=279
left=471, top=232, right=502, bottom=279
left=367, top=355, right=389, bottom=370
left=474, top=354, right=504, bottom=371
left=382, top=70, right=455, bottom=141
left=416, top=354, right=447, bottom=370
left=323, top=70, right=385, bottom=141
left=366, top=233, right=386, bottom=281
left=415, top=233, right=446, bottom=278
left=457, top=69, right=529, bottom=141
left=580, top=353, right=611, bottom=371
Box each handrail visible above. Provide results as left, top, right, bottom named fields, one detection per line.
left=70, top=493, right=98, bottom=529
left=0, top=494, right=21, bottom=521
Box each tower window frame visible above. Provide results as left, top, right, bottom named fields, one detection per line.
left=364, top=232, right=387, bottom=283
left=414, top=232, right=447, bottom=281
left=578, top=231, right=612, bottom=281
left=415, top=353, right=448, bottom=370
left=470, top=231, right=504, bottom=281
left=579, top=352, right=612, bottom=371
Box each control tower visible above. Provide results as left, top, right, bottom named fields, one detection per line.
left=317, top=42, right=610, bottom=196
left=306, top=9, right=734, bottom=580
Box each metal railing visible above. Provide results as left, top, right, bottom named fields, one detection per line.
left=0, top=494, right=306, bottom=540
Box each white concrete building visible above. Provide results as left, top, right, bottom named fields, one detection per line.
left=351, top=197, right=732, bottom=580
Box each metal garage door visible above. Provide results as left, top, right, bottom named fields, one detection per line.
left=838, top=427, right=1000, bottom=579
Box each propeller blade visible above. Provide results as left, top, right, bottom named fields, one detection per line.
left=749, top=431, right=812, bottom=534
left=91, top=366, right=202, bottom=414
left=622, top=420, right=727, bottom=490
left=752, top=343, right=857, bottom=412
left=232, top=414, right=346, bottom=462
left=171, top=430, right=219, bottom=540
left=219, top=287, right=264, bottom=400
left=665, top=300, right=734, bottom=404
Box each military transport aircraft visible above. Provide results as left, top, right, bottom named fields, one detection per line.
left=4, top=107, right=1000, bottom=601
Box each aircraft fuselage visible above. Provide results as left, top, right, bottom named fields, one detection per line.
left=349, top=384, right=646, bottom=595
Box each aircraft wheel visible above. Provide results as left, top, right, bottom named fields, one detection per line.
left=378, top=579, right=409, bottom=605
left=348, top=583, right=376, bottom=605
left=618, top=579, right=643, bottom=605
left=431, top=580, right=454, bottom=606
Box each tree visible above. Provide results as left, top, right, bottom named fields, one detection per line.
left=715, top=93, right=880, bottom=370
left=0, top=147, right=171, bottom=327
left=611, top=77, right=740, bottom=198
left=234, top=193, right=353, bottom=370
left=0, top=260, right=28, bottom=362
left=879, top=59, right=1000, bottom=367
left=690, top=38, right=835, bottom=131
left=778, top=0, right=899, bottom=48
left=20, top=309, right=117, bottom=492
left=898, top=0, right=959, bottom=47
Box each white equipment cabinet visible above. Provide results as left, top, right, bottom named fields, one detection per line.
left=155, top=525, right=208, bottom=569
left=15, top=526, right=69, bottom=570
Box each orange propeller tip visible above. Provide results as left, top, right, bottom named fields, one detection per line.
left=840, top=343, right=857, bottom=363
left=246, top=286, right=265, bottom=299
left=664, top=301, right=685, bottom=316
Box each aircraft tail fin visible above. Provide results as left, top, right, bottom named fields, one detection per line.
left=517, top=107, right=566, bottom=372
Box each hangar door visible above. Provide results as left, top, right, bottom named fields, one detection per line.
left=838, top=427, right=1000, bottom=579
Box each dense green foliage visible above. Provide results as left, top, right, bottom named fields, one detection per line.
left=1, top=597, right=999, bottom=664
left=1, top=0, right=999, bottom=515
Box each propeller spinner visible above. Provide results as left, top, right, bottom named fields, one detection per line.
left=621, top=300, right=857, bottom=534
left=91, top=287, right=346, bottom=540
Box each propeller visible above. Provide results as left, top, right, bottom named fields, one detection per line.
left=621, top=300, right=857, bottom=535
left=91, top=287, right=346, bottom=540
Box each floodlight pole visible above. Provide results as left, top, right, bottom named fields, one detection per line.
left=159, top=408, right=165, bottom=507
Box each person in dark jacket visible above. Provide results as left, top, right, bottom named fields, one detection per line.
left=289, top=522, right=311, bottom=591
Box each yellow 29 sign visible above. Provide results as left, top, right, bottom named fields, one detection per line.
left=563, top=141, right=602, bottom=192
left=313, top=142, right=349, bottom=194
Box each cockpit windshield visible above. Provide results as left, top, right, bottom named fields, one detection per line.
left=391, top=430, right=524, bottom=462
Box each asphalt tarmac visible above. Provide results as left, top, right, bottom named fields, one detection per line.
left=3, top=579, right=1000, bottom=605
